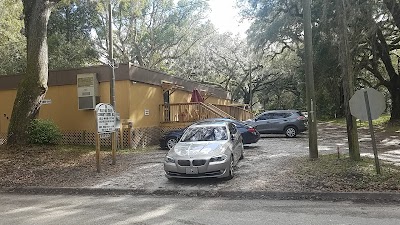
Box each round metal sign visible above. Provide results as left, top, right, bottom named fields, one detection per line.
left=349, top=88, right=385, bottom=121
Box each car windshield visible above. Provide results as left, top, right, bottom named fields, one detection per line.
left=181, top=126, right=228, bottom=142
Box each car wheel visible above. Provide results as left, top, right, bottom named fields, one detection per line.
left=284, top=126, right=297, bottom=138
left=224, top=156, right=234, bottom=180
left=166, top=137, right=178, bottom=150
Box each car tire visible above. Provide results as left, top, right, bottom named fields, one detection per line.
left=284, top=126, right=297, bottom=138
left=166, top=137, right=178, bottom=150
left=224, top=156, right=234, bottom=180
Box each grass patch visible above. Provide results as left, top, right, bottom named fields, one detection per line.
left=293, top=154, right=400, bottom=192
left=322, top=114, right=400, bottom=131
left=324, top=117, right=346, bottom=125
left=356, top=114, right=391, bottom=127
left=324, top=114, right=390, bottom=126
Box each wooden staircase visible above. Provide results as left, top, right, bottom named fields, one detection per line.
left=202, top=103, right=235, bottom=119
left=160, top=102, right=253, bottom=123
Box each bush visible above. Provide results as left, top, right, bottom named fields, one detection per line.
left=28, top=119, right=62, bottom=145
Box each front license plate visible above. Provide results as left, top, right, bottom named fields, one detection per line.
left=185, top=168, right=198, bottom=174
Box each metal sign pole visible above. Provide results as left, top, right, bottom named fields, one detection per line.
left=363, top=90, right=381, bottom=174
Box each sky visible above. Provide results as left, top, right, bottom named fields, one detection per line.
left=208, top=0, right=250, bottom=37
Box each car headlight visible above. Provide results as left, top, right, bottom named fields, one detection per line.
left=209, top=154, right=227, bottom=163
left=165, top=156, right=175, bottom=163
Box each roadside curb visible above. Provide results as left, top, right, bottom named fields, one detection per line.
left=2, top=187, right=400, bottom=203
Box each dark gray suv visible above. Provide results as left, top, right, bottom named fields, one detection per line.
left=245, top=110, right=307, bottom=137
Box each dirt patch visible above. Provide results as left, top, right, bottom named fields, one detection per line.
left=292, top=154, right=400, bottom=192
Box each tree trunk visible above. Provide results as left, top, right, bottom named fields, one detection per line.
left=389, top=77, right=400, bottom=123
left=337, top=0, right=360, bottom=161
left=383, top=0, right=400, bottom=29
left=372, top=26, right=400, bottom=123
left=7, top=0, right=53, bottom=145
left=243, top=90, right=251, bottom=105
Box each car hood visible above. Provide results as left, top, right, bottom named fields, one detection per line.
left=169, top=141, right=227, bottom=158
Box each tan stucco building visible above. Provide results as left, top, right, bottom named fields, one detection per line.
left=0, top=63, right=249, bottom=148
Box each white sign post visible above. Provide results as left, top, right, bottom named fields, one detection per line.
left=349, top=88, right=385, bottom=174
left=95, top=103, right=116, bottom=134
left=95, top=103, right=116, bottom=172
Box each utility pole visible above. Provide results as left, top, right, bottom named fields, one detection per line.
left=109, top=2, right=116, bottom=164
left=249, top=62, right=252, bottom=112
left=109, top=2, right=116, bottom=108
left=338, top=0, right=360, bottom=161
left=302, top=0, right=318, bottom=159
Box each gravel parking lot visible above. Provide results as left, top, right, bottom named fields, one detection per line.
left=87, top=122, right=400, bottom=192
left=89, top=133, right=310, bottom=192
left=2, top=122, right=399, bottom=193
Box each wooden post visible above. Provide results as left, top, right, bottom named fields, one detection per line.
left=96, top=133, right=101, bottom=173
left=129, top=126, right=133, bottom=148
left=111, top=132, right=116, bottom=165
left=119, top=126, right=123, bottom=149
left=303, top=0, right=318, bottom=159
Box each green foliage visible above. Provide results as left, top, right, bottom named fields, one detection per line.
left=47, top=0, right=100, bottom=69
left=93, top=0, right=211, bottom=69
left=28, top=119, right=62, bottom=145
left=0, top=0, right=26, bottom=75
left=47, top=33, right=99, bottom=69
left=238, top=0, right=400, bottom=120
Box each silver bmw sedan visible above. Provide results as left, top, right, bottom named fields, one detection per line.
left=164, top=121, right=244, bottom=180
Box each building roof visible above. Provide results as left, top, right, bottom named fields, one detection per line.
left=0, top=63, right=231, bottom=100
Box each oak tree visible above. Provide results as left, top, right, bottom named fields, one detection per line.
left=7, top=0, right=60, bottom=145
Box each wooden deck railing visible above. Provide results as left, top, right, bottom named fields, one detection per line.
left=160, top=103, right=254, bottom=123
left=160, top=102, right=227, bottom=123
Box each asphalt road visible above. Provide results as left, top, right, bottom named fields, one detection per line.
left=1, top=193, right=400, bottom=225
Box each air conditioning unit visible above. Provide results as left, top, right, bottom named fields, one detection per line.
left=77, top=73, right=99, bottom=110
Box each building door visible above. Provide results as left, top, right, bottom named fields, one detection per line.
left=163, top=90, right=170, bottom=122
